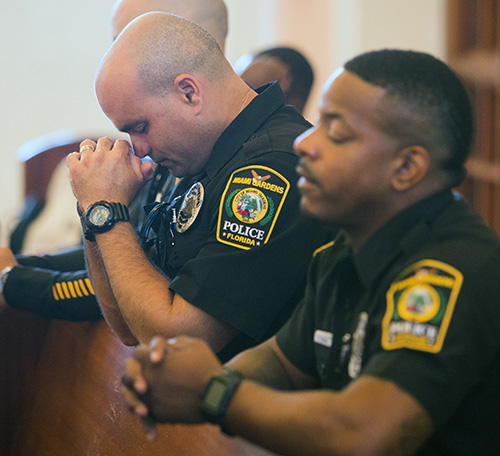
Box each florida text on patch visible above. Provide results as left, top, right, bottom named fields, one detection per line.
left=217, top=165, right=290, bottom=249
left=381, top=259, right=463, bottom=353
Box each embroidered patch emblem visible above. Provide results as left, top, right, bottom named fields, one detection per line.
left=233, top=187, right=268, bottom=224
left=217, top=165, right=290, bottom=249
left=382, top=259, right=463, bottom=353
left=176, top=182, right=204, bottom=233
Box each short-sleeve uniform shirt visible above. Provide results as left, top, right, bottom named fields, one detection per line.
left=149, top=82, right=332, bottom=361
left=277, top=191, right=500, bottom=455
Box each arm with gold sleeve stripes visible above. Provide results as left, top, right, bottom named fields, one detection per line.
left=3, top=247, right=102, bottom=321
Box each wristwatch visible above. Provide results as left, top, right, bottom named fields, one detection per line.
left=200, top=369, right=243, bottom=434
left=0, top=266, right=13, bottom=294
left=80, top=201, right=131, bottom=241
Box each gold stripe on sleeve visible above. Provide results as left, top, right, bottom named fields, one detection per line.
left=55, top=283, right=65, bottom=300
left=79, top=279, right=90, bottom=296
left=67, top=281, right=77, bottom=298
left=73, top=280, right=84, bottom=297
left=84, top=278, right=95, bottom=295
left=52, top=285, right=60, bottom=301
left=61, top=282, right=71, bottom=299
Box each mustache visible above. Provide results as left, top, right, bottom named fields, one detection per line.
left=296, top=160, right=318, bottom=185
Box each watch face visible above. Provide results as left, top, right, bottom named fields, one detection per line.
left=204, top=380, right=227, bottom=413
left=89, top=205, right=111, bottom=227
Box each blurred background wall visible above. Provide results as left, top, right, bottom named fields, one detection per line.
left=0, top=0, right=445, bottom=242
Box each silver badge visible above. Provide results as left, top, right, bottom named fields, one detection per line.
left=176, top=182, right=204, bottom=233
left=348, top=311, right=368, bottom=379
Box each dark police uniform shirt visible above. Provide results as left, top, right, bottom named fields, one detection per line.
left=154, top=82, right=331, bottom=361
left=277, top=190, right=500, bottom=455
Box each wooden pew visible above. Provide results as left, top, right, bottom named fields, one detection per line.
left=1, top=314, right=274, bottom=456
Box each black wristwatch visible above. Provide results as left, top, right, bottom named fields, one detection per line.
left=200, top=369, right=243, bottom=434
left=80, top=201, right=131, bottom=241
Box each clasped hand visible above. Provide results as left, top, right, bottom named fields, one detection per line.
left=122, top=336, right=224, bottom=441
left=67, top=137, right=154, bottom=212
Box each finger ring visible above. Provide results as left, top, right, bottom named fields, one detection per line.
left=80, top=145, right=95, bottom=153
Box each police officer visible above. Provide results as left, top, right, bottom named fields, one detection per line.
left=68, top=13, right=330, bottom=361
left=122, top=50, right=500, bottom=455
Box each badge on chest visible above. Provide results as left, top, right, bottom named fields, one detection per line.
left=176, top=182, right=204, bottom=233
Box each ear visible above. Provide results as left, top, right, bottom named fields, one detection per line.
left=277, top=70, right=292, bottom=94
left=391, top=145, right=430, bottom=192
left=173, top=74, right=202, bottom=111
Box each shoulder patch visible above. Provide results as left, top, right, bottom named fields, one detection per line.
left=382, top=259, right=463, bottom=353
left=216, top=165, right=290, bottom=250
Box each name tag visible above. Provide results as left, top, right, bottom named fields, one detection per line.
left=314, top=329, right=333, bottom=347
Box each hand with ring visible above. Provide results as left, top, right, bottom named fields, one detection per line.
left=67, top=137, right=154, bottom=212
left=79, top=144, right=95, bottom=153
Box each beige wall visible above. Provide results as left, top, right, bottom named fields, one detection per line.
left=224, top=0, right=446, bottom=122
left=0, top=0, right=445, bottom=243
left=225, top=0, right=337, bottom=121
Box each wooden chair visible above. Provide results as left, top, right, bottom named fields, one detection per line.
left=9, top=130, right=84, bottom=253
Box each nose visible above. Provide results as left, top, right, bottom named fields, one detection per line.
left=294, top=126, right=320, bottom=160
left=129, top=136, right=152, bottom=159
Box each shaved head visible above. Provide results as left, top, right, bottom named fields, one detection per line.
left=111, top=0, right=228, bottom=51
left=100, top=12, right=231, bottom=98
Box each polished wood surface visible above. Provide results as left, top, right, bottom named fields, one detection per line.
left=1, top=310, right=273, bottom=456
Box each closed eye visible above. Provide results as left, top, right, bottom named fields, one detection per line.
left=120, top=120, right=149, bottom=135
left=329, top=136, right=350, bottom=145
left=131, top=122, right=148, bottom=134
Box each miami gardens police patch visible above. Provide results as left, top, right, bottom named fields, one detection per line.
left=381, top=259, right=463, bottom=353
left=216, top=165, right=290, bottom=249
